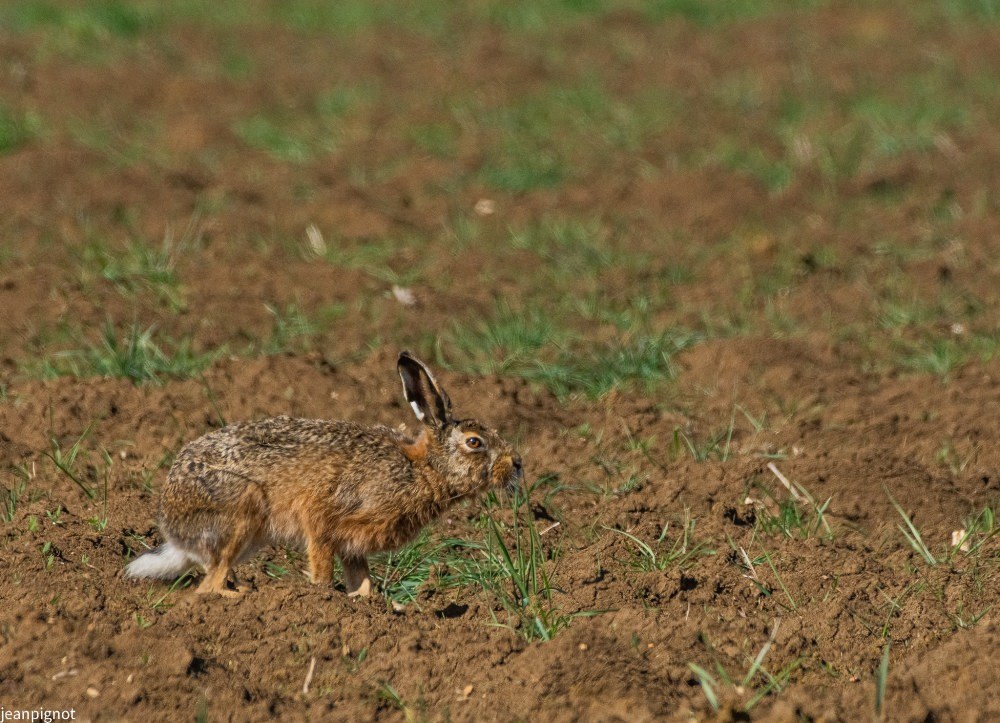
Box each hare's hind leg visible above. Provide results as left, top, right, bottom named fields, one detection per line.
left=341, top=555, right=372, bottom=598
left=195, top=500, right=264, bottom=597
left=197, top=523, right=257, bottom=596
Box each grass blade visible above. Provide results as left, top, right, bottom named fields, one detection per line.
left=875, top=641, right=891, bottom=718
left=688, top=663, right=719, bottom=711
left=885, top=488, right=937, bottom=564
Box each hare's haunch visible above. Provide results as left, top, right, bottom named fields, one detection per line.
left=126, top=352, right=523, bottom=597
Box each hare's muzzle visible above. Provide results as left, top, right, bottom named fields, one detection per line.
left=504, top=455, right=524, bottom=495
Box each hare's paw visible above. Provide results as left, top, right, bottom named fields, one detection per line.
left=195, top=565, right=241, bottom=596
left=343, top=556, right=372, bottom=597
left=195, top=581, right=242, bottom=597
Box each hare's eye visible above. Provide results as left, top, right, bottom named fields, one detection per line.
left=465, top=436, right=484, bottom=450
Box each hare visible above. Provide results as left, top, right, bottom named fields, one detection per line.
left=125, top=351, right=523, bottom=597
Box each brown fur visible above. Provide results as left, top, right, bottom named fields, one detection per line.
left=399, top=428, right=431, bottom=463
left=126, top=352, right=522, bottom=597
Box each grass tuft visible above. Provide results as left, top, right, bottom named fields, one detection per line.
left=440, top=495, right=587, bottom=641
left=2, top=477, right=27, bottom=523
left=79, top=233, right=188, bottom=311
left=39, top=322, right=215, bottom=384
left=886, top=489, right=938, bottom=565
left=0, top=104, right=42, bottom=154
left=689, top=619, right=801, bottom=713
left=370, top=529, right=447, bottom=606
left=232, top=115, right=318, bottom=163
left=262, top=302, right=344, bottom=355
left=445, top=303, right=700, bottom=399
left=607, top=512, right=715, bottom=572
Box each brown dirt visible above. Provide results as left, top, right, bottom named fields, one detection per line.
left=1, top=3, right=998, bottom=721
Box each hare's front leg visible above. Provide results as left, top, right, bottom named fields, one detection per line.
left=306, top=536, right=335, bottom=585
left=341, top=555, right=371, bottom=597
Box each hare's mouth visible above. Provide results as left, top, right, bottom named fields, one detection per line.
left=502, top=457, right=524, bottom=495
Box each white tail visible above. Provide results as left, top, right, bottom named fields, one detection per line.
left=125, top=541, right=195, bottom=579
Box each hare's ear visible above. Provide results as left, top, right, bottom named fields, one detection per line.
left=397, top=351, right=453, bottom=428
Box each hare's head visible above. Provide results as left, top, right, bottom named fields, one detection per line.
left=398, top=351, right=523, bottom=499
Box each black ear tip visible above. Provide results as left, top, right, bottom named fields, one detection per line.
left=398, top=350, right=414, bottom=363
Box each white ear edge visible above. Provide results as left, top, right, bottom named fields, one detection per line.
left=409, top=400, right=426, bottom=421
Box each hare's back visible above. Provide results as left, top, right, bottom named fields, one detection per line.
left=176, top=416, right=377, bottom=467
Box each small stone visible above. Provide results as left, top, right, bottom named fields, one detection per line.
left=474, top=199, right=496, bottom=216
left=305, top=224, right=326, bottom=256
left=578, top=643, right=588, bottom=651
left=391, top=285, right=417, bottom=307
left=951, top=529, right=970, bottom=552
left=86, top=687, right=100, bottom=698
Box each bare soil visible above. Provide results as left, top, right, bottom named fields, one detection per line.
left=1, top=3, right=998, bottom=721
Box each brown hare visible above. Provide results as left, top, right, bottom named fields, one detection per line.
left=125, top=351, right=523, bottom=597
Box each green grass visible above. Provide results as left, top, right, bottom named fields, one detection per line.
left=533, top=330, right=702, bottom=398
left=884, top=490, right=994, bottom=566
left=409, top=122, right=458, bottom=158
left=688, top=619, right=802, bottom=713
left=362, top=492, right=591, bottom=639
left=370, top=529, right=447, bottom=606
left=44, top=424, right=97, bottom=500
left=441, top=499, right=582, bottom=641
left=937, top=0, right=1000, bottom=21
left=750, top=471, right=833, bottom=540
left=78, top=235, right=186, bottom=310
left=444, top=302, right=563, bottom=375
left=1, top=0, right=158, bottom=38
left=473, top=81, right=673, bottom=192
left=894, top=332, right=1000, bottom=378
left=68, top=116, right=164, bottom=167
left=262, top=302, right=344, bottom=355
left=875, top=641, right=891, bottom=718
left=443, top=297, right=701, bottom=398
left=0, top=0, right=163, bottom=62
left=509, top=216, right=618, bottom=279
left=37, top=322, right=215, bottom=384
left=755, top=495, right=832, bottom=540
left=607, top=512, right=715, bottom=572
left=644, top=0, right=812, bottom=25
left=704, top=58, right=982, bottom=192
left=2, top=477, right=27, bottom=523
left=897, top=339, right=966, bottom=377
left=0, top=104, right=42, bottom=154
left=374, top=681, right=422, bottom=720
left=232, top=115, right=322, bottom=164
left=270, top=0, right=380, bottom=34
left=313, top=235, right=422, bottom=286
left=671, top=422, right=736, bottom=463
left=232, top=84, right=372, bottom=163
left=477, top=1, right=605, bottom=32
left=712, top=141, right=793, bottom=194
left=956, top=506, right=998, bottom=557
